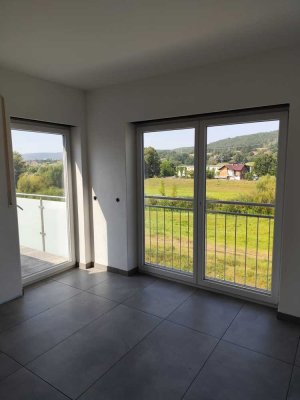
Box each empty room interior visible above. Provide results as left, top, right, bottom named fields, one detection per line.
left=1, top=1, right=300, bottom=399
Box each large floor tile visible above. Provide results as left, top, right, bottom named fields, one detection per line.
left=0, top=292, right=116, bottom=364
left=0, top=280, right=80, bottom=332
left=184, top=341, right=292, bottom=400
left=223, top=303, right=300, bottom=363
left=0, top=368, right=67, bottom=399
left=53, top=267, right=110, bottom=290
left=88, top=273, right=156, bottom=302
left=0, top=352, right=21, bottom=382
left=124, top=279, right=194, bottom=318
left=80, top=320, right=218, bottom=400
left=28, top=304, right=160, bottom=399
left=169, top=289, right=243, bottom=338
left=295, top=344, right=300, bottom=366
left=288, top=366, right=300, bottom=400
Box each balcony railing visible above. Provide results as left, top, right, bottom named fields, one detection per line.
left=144, top=195, right=274, bottom=293
left=16, top=193, right=69, bottom=259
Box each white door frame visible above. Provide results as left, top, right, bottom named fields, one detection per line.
left=137, top=119, right=200, bottom=285
left=10, top=119, right=76, bottom=285
left=197, top=109, right=288, bottom=305
left=137, top=107, right=288, bottom=305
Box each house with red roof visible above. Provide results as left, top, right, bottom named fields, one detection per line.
left=218, top=163, right=249, bottom=180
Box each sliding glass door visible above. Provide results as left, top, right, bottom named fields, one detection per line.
left=139, top=109, right=288, bottom=304
left=11, top=120, right=75, bottom=283
left=139, top=122, right=198, bottom=282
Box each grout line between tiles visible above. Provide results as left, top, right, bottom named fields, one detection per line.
left=0, top=290, right=83, bottom=335
left=0, top=351, right=24, bottom=383
left=180, top=301, right=246, bottom=399
left=81, top=275, right=159, bottom=304
left=0, top=347, right=71, bottom=399
left=221, top=338, right=296, bottom=366
left=2, top=271, right=299, bottom=399
left=24, top=301, right=120, bottom=367
left=76, top=285, right=197, bottom=399
left=286, top=335, right=300, bottom=400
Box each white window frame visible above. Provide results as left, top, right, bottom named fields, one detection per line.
left=137, top=119, right=200, bottom=285
left=10, top=119, right=76, bottom=285
left=198, top=109, right=288, bottom=305
left=137, top=107, right=288, bottom=305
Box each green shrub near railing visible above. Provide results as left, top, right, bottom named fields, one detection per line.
left=145, top=195, right=274, bottom=216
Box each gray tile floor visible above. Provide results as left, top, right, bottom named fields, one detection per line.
left=0, top=267, right=299, bottom=400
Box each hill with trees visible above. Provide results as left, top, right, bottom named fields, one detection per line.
left=145, top=130, right=279, bottom=179
left=207, top=130, right=278, bottom=152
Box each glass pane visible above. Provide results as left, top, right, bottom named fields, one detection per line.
left=143, top=128, right=195, bottom=274
left=205, top=120, right=279, bottom=293
left=11, top=129, right=71, bottom=278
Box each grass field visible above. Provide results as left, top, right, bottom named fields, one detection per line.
left=144, top=178, right=274, bottom=292
left=144, top=177, right=257, bottom=200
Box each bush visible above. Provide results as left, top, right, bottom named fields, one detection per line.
left=160, top=160, right=176, bottom=177
left=244, top=171, right=254, bottom=181
left=17, top=174, right=46, bottom=194
left=206, top=175, right=276, bottom=216
left=206, top=169, right=215, bottom=179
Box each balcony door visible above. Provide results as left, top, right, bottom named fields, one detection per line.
left=139, top=121, right=198, bottom=284
left=11, top=120, right=75, bottom=284
left=139, top=108, right=288, bottom=304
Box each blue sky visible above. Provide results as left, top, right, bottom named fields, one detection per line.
left=11, top=120, right=280, bottom=154
left=11, top=130, right=63, bottom=153
left=144, top=120, right=279, bottom=150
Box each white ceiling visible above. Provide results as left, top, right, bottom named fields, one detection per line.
left=0, top=0, right=300, bottom=90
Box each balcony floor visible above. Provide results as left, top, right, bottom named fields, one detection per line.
left=0, top=268, right=299, bottom=399
left=20, top=246, right=67, bottom=277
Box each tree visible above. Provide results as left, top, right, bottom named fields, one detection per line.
left=13, top=152, right=27, bottom=184
left=144, top=147, right=160, bottom=178
left=244, top=171, right=254, bottom=181
left=38, top=163, right=64, bottom=188
left=207, top=156, right=217, bottom=165
left=160, top=160, right=175, bottom=177
left=233, top=152, right=244, bottom=163
left=254, top=153, right=277, bottom=177
left=187, top=169, right=194, bottom=179
left=255, top=175, right=276, bottom=203
left=206, top=169, right=215, bottom=179
left=17, top=174, right=45, bottom=194
left=215, top=150, right=233, bottom=163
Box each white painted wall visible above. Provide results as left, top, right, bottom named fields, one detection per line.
left=87, top=47, right=300, bottom=318
left=0, top=67, right=89, bottom=303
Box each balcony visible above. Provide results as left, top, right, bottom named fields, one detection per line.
left=144, top=196, right=274, bottom=293
left=16, top=193, right=70, bottom=278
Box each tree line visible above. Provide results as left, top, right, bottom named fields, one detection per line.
left=13, top=152, right=64, bottom=196
left=144, top=146, right=277, bottom=179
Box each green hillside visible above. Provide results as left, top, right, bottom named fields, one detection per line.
left=207, top=130, right=278, bottom=151
left=156, top=130, right=278, bottom=155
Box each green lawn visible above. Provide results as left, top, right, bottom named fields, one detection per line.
left=144, top=177, right=256, bottom=200
left=144, top=178, right=274, bottom=292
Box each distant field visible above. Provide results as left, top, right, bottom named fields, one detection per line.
left=144, top=177, right=256, bottom=200
left=144, top=177, right=273, bottom=291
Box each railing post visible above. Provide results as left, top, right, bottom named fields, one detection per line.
left=39, top=197, right=46, bottom=252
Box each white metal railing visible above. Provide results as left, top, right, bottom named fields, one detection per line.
left=144, top=195, right=274, bottom=293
